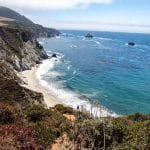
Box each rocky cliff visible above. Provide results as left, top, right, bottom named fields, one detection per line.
left=0, top=26, right=48, bottom=71
left=0, top=24, right=48, bottom=108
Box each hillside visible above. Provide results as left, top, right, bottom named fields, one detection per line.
left=0, top=6, right=34, bottom=25
left=0, top=6, right=60, bottom=37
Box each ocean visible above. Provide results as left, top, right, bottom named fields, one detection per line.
left=37, top=30, right=150, bottom=116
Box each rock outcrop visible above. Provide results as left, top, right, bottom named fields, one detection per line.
left=0, top=26, right=48, bottom=71
left=85, top=33, right=93, bottom=38
left=51, top=53, right=57, bottom=58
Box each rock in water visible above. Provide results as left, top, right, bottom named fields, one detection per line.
left=85, top=33, right=93, bottom=38
left=52, top=54, right=57, bottom=58
left=128, top=42, right=135, bottom=46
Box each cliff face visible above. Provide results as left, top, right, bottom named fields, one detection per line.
left=0, top=25, right=47, bottom=106
left=0, top=26, right=48, bottom=71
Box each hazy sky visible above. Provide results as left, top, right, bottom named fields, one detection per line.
left=1, top=0, right=150, bottom=33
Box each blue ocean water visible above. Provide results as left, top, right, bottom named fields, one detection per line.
left=39, top=30, right=150, bottom=116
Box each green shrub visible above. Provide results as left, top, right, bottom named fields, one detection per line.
left=70, top=119, right=125, bottom=149
left=0, top=103, right=16, bottom=124
left=25, top=104, right=51, bottom=122
left=120, top=121, right=150, bottom=149
left=0, top=78, right=43, bottom=105
left=128, top=113, right=150, bottom=122
left=34, top=110, right=71, bottom=148
left=111, top=117, right=150, bottom=149
left=35, top=122, right=57, bottom=147
left=54, top=104, right=74, bottom=114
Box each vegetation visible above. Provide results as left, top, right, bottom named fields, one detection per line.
left=0, top=77, right=44, bottom=105
left=54, top=104, right=74, bottom=114
left=0, top=91, right=149, bottom=150
left=25, top=104, right=50, bottom=122
left=64, top=115, right=149, bottom=150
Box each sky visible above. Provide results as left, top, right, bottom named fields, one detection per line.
left=1, top=0, right=150, bottom=33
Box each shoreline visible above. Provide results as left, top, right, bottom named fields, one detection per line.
left=18, top=64, right=63, bottom=108
left=18, top=59, right=117, bottom=117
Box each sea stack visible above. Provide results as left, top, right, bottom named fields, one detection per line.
left=52, top=53, right=57, bottom=58
left=85, top=33, right=93, bottom=39
left=128, top=42, right=135, bottom=46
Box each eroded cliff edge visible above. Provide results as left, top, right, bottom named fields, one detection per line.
left=0, top=26, right=48, bottom=71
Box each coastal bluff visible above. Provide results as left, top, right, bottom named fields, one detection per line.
left=0, top=26, right=48, bottom=71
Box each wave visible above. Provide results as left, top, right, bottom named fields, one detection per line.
left=77, top=35, right=84, bottom=38
left=79, top=35, right=114, bottom=42
left=55, top=36, right=61, bottom=39
left=73, top=71, right=76, bottom=75
left=36, top=57, right=118, bottom=117
left=83, top=91, right=101, bottom=98
left=69, top=45, right=77, bottom=48
left=38, top=38, right=46, bottom=45
left=61, top=33, right=74, bottom=38
left=94, top=37, right=125, bottom=44
left=67, top=66, right=71, bottom=70
left=82, top=37, right=89, bottom=41
left=94, top=37, right=114, bottom=41
left=93, top=40, right=100, bottom=45
left=45, top=71, right=61, bottom=79
left=135, top=44, right=150, bottom=50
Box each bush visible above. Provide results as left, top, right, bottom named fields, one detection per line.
left=34, top=122, right=57, bottom=147
left=0, top=125, right=40, bottom=149
left=0, top=78, right=43, bottom=105
left=0, top=104, right=16, bottom=124
left=128, top=113, right=150, bottom=122
left=25, top=104, right=51, bottom=122
left=34, top=110, right=71, bottom=148
left=70, top=119, right=125, bottom=149
left=54, top=104, right=74, bottom=114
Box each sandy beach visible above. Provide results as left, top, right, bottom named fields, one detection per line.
left=18, top=65, right=63, bottom=108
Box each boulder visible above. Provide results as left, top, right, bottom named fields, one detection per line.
left=85, top=33, right=93, bottom=38
left=51, top=53, right=57, bottom=58
left=128, top=42, right=135, bottom=46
